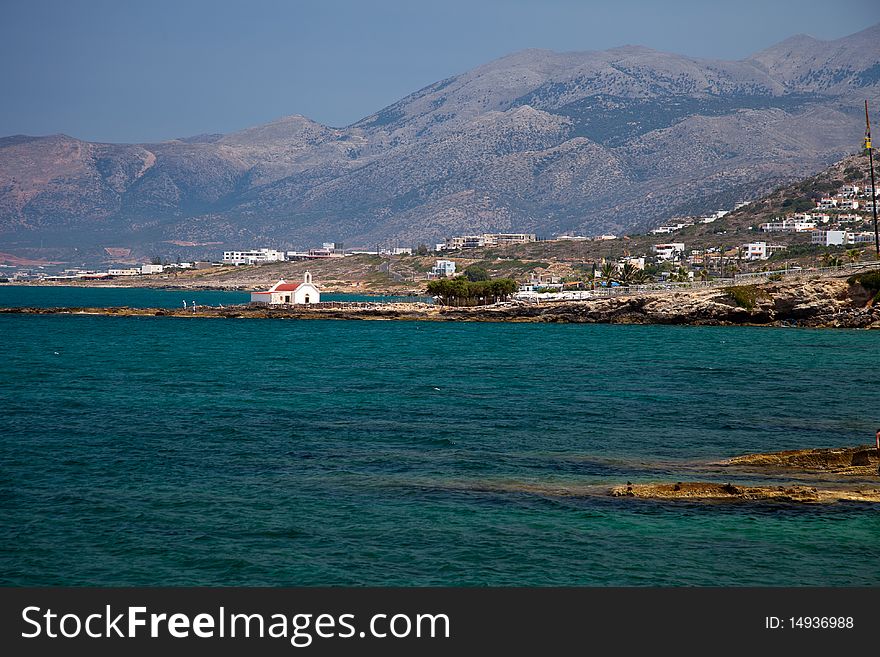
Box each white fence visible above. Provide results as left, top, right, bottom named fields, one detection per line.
left=731, top=261, right=879, bottom=282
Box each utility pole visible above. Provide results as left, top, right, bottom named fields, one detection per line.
left=866, top=100, right=879, bottom=256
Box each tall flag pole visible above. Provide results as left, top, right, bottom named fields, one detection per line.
left=866, top=100, right=879, bottom=256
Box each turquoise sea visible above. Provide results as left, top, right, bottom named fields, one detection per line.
left=0, top=285, right=428, bottom=308
left=1, top=286, right=879, bottom=586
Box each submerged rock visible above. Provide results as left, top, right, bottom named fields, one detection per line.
left=608, top=481, right=880, bottom=504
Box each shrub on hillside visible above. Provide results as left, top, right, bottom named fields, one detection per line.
left=724, top=284, right=768, bottom=310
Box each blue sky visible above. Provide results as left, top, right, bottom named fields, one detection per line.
left=2, top=0, right=878, bottom=142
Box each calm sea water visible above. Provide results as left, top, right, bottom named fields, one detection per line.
left=0, top=285, right=428, bottom=308
left=1, top=288, right=879, bottom=586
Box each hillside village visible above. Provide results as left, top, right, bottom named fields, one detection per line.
left=3, top=152, right=878, bottom=295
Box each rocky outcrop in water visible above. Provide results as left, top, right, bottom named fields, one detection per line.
left=725, top=445, right=880, bottom=476
left=608, top=481, right=880, bottom=504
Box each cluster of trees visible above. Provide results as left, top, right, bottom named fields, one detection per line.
left=426, top=276, right=519, bottom=306
left=590, top=262, right=651, bottom=287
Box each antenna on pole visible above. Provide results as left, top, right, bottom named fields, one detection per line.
left=866, top=100, right=879, bottom=256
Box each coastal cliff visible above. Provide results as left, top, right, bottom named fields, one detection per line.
left=435, top=277, right=879, bottom=327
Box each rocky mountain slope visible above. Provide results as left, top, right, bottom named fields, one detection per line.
left=1, top=24, right=879, bottom=259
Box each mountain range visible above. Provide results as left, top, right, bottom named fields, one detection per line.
left=1, top=23, right=879, bottom=259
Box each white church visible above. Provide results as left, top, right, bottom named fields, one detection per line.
left=250, top=272, right=320, bottom=305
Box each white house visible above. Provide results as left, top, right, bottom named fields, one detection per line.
left=760, top=218, right=816, bottom=233
left=109, top=268, right=141, bottom=276
left=650, top=222, right=693, bottom=235
left=141, top=264, right=164, bottom=275
left=223, top=249, right=286, bottom=266
left=621, top=256, right=646, bottom=270
left=811, top=230, right=847, bottom=246
left=741, top=242, right=786, bottom=261
left=250, top=272, right=320, bottom=305
left=431, top=260, right=456, bottom=277
left=849, top=232, right=875, bottom=244
left=653, top=243, right=685, bottom=261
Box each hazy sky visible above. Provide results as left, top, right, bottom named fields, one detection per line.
left=2, top=0, right=878, bottom=143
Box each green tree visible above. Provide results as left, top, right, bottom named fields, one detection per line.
left=426, top=276, right=518, bottom=306
left=416, top=244, right=429, bottom=256
left=845, top=248, right=861, bottom=264
left=600, top=262, right=617, bottom=287
left=821, top=252, right=844, bottom=267
left=619, top=262, right=639, bottom=285
left=670, top=266, right=691, bottom=283
left=463, top=265, right=490, bottom=282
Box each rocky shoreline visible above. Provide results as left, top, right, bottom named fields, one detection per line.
left=2, top=277, right=879, bottom=328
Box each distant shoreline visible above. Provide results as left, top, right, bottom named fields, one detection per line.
left=2, top=280, right=878, bottom=328
left=0, top=281, right=425, bottom=296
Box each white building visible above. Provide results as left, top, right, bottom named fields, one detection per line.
left=308, top=248, right=345, bottom=258
left=811, top=230, right=847, bottom=246
left=527, top=272, right=562, bottom=289
left=446, top=235, right=486, bottom=249
left=653, top=243, right=685, bottom=261
left=741, top=242, right=786, bottom=261
left=444, top=233, right=536, bottom=249
left=848, top=232, right=875, bottom=244
left=651, top=221, right=694, bottom=235
left=621, top=256, right=646, bottom=270
left=108, top=268, right=140, bottom=276
left=431, top=260, right=456, bottom=277
left=698, top=210, right=730, bottom=224
left=760, top=218, right=816, bottom=233
left=223, top=249, right=286, bottom=266
left=141, top=264, right=164, bottom=275
left=250, top=272, right=320, bottom=305
left=492, top=233, right=536, bottom=245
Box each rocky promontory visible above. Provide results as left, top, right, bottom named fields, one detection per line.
left=2, top=276, right=879, bottom=328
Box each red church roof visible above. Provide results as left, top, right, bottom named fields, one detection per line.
left=255, top=277, right=316, bottom=294
left=273, top=282, right=302, bottom=292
